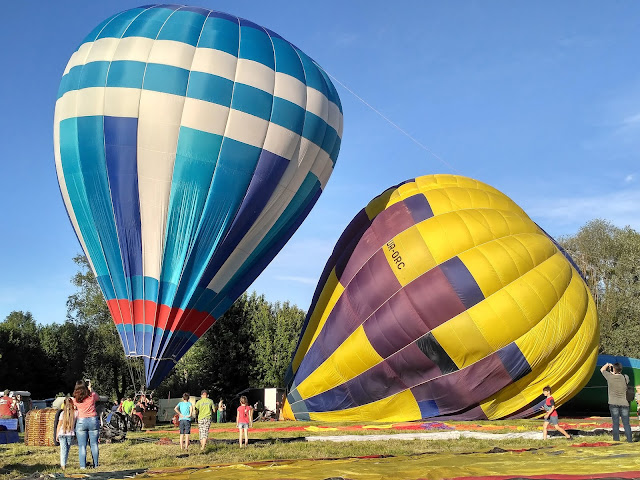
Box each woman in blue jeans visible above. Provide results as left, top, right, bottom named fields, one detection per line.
left=72, top=380, right=100, bottom=468
left=600, top=362, right=633, bottom=442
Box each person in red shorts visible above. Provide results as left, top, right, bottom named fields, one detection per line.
left=541, top=386, right=572, bottom=440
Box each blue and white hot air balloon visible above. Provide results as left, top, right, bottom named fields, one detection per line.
left=53, top=5, right=343, bottom=388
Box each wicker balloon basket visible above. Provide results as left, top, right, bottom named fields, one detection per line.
left=25, top=408, right=60, bottom=446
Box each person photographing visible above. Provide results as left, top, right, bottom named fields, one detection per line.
left=600, top=362, right=633, bottom=442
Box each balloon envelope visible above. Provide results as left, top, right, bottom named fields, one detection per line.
left=284, top=175, right=598, bottom=421
left=54, top=5, right=343, bottom=388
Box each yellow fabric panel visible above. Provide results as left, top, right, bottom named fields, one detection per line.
left=291, top=270, right=344, bottom=373
left=470, top=252, right=572, bottom=352
left=364, top=186, right=395, bottom=220
left=479, top=272, right=598, bottom=419
left=382, top=225, right=436, bottom=287
left=431, top=311, right=493, bottom=369
left=416, top=209, right=536, bottom=266
left=423, top=185, right=525, bottom=218
left=296, top=325, right=383, bottom=400
left=459, top=233, right=557, bottom=299
left=431, top=252, right=572, bottom=368
left=308, top=389, right=421, bottom=423
left=281, top=398, right=294, bottom=420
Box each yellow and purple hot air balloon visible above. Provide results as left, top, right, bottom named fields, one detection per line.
left=53, top=5, right=342, bottom=388
left=284, top=175, right=598, bottom=422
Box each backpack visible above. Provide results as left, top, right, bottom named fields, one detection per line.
left=625, top=375, right=635, bottom=403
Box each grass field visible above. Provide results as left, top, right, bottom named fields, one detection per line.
left=0, top=419, right=621, bottom=480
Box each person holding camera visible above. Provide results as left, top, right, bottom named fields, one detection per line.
left=600, top=362, right=633, bottom=442
left=72, top=379, right=100, bottom=468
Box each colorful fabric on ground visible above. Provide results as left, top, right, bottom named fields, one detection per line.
left=143, top=443, right=640, bottom=480
left=53, top=5, right=343, bottom=388
left=284, top=175, right=599, bottom=422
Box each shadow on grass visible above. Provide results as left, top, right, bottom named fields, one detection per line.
left=2, top=465, right=147, bottom=480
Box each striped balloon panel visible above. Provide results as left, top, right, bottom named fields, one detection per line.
left=283, top=175, right=598, bottom=422
left=53, top=5, right=343, bottom=388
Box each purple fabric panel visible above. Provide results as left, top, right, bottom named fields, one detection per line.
left=341, top=201, right=415, bottom=285
left=439, top=256, right=485, bottom=310
left=343, top=249, right=401, bottom=325
left=303, top=343, right=440, bottom=413
left=404, top=193, right=433, bottom=224
left=403, top=266, right=466, bottom=330
left=411, top=352, right=514, bottom=416
left=334, top=209, right=372, bottom=281
left=363, top=288, right=432, bottom=359
left=385, top=343, right=441, bottom=386
left=433, top=404, right=489, bottom=421
left=292, top=250, right=400, bottom=386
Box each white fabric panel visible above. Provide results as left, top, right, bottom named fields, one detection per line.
left=104, top=88, right=142, bottom=118
left=224, top=110, right=269, bottom=148
left=262, top=122, right=300, bottom=160
left=191, top=48, right=237, bottom=81
left=85, top=38, right=120, bottom=64
left=52, top=103, right=97, bottom=276
left=317, top=161, right=334, bottom=189
left=63, top=42, right=94, bottom=75
left=112, top=37, right=155, bottom=62
left=327, top=101, right=342, bottom=134
left=235, top=59, right=275, bottom=94
left=147, top=40, right=196, bottom=70
left=310, top=150, right=331, bottom=184
left=274, top=73, right=306, bottom=109
left=137, top=90, right=184, bottom=280
left=74, top=88, right=105, bottom=118
left=181, top=97, right=230, bottom=136
left=306, top=88, right=330, bottom=124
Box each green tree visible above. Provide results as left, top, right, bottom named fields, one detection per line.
left=560, top=219, right=640, bottom=358
left=66, top=255, right=132, bottom=399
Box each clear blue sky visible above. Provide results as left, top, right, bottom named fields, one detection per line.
left=1, top=1, right=638, bottom=325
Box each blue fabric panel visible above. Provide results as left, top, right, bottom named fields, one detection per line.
left=497, top=342, right=532, bottom=382
left=301, top=111, right=328, bottom=147
left=106, top=61, right=146, bottom=89
left=58, top=66, right=81, bottom=98
left=194, top=149, right=289, bottom=293
left=186, top=71, right=234, bottom=107
left=319, top=124, right=338, bottom=158
left=96, top=8, right=146, bottom=39
left=231, top=83, right=274, bottom=121
left=289, top=398, right=310, bottom=416
left=294, top=49, right=326, bottom=94
left=103, top=116, right=143, bottom=288
left=404, top=193, right=433, bottom=224
left=207, top=10, right=239, bottom=23
left=175, top=5, right=211, bottom=16
left=318, top=67, right=343, bottom=113
left=159, top=127, right=223, bottom=304
left=171, top=137, right=262, bottom=310
left=144, top=276, right=159, bottom=302
left=198, top=15, right=239, bottom=56
left=238, top=23, right=274, bottom=69
left=82, top=13, right=121, bottom=43
left=156, top=9, right=206, bottom=46
left=190, top=285, right=216, bottom=312
left=439, top=256, right=484, bottom=310
left=158, top=281, right=178, bottom=308
left=272, top=37, right=305, bottom=84
left=58, top=118, right=116, bottom=289
left=288, top=388, right=302, bottom=404
left=270, top=98, right=305, bottom=135
left=122, top=7, right=175, bottom=39
left=97, top=275, right=117, bottom=300
left=330, top=136, right=342, bottom=163
left=143, top=63, right=189, bottom=96
left=121, top=323, right=136, bottom=356
left=207, top=174, right=322, bottom=319
left=417, top=399, right=440, bottom=418
left=131, top=275, right=144, bottom=301
left=78, top=61, right=110, bottom=90
left=73, top=116, right=128, bottom=299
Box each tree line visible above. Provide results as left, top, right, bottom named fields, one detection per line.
left=1, top=219, right=638, bottom=401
